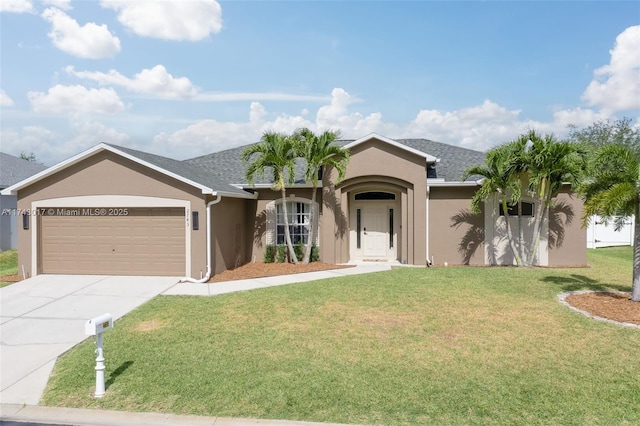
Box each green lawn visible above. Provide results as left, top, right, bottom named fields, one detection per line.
left=42, top=247, right=639, bottom=425
left=0, top=249, right=18, bottom=288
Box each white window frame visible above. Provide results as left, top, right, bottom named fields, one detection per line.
left=266, top=197, right=319, bottom=246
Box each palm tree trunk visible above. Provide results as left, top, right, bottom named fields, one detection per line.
left=302, top=186, right=317, bottom=264
left=502, top=199, right=523, bottom=266
left=518, top=212, right=526, bottom=266
left=527, top=179, right=547, bottom=266
left=280, top=183, right=298, bottom=265
left=632, top=196, right=640, bottom=302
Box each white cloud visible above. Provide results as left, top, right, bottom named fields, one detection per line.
left=0, top=0, right=34, bottom=13
left=101, top=0, right=222, bottom=41
left=582, top=25, right=640, bottom=111
left=28, top=84, right=125, bottom=115
left=1, top=125, right=57, bottom=165
left=69, top=120, right=130, bottom=147
left=147, top=91, right=620, bottom=161
left=41, top=0, right=71, bottom=10
left=66, top=65, right=199, bottom=99
left=195, top=92, right=329, bottom=102
left=314, top=88, right=388, bottom=136
left=42, top=7, right=121, bottom=59
left=1, top=121, right=129, bottom=166
left=1, top=89, right=15, bottom=107
left=6, top=88, right=628, bottom=166
left=153, top=102, right=313, bottom=159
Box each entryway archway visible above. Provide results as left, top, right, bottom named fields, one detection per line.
left=350, top=191, right=399, bottom=262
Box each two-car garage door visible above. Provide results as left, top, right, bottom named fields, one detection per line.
left=40, top=207, right=186, bottom=276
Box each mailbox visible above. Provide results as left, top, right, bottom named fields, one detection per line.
left=85, top=313, right=113, bottom=336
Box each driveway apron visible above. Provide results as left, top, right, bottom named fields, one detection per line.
left=0, top=275, right=179, bottom=405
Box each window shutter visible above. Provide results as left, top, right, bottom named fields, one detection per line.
left=266, top=204, right=276, bottom=245
left=311, top=201, right=320, bottom=246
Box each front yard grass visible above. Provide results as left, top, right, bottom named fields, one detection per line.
left=0, top=249, right=18, bottom=288
left=42, top=248, right=640, bottom=425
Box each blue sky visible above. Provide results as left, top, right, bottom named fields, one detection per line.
left=1, top=0, right=639, bottom=166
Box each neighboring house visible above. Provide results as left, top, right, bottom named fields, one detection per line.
left=0, top=153, right=47, bottom=251
left=586, top=215, right=634, bottom=249
left=0, top=133, right=586, bottom=279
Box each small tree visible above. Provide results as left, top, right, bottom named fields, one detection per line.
left=242, top=131, right=299, bottom=264
left=568, top=117, right=640, bottom=154
left=464, top=130, right=585, bottom=267
left=463, top=142, right=524, bottom=265
left=293, top=128, right=349, bottom=264
left=513, top=130, right=586, bottom=266
left=580, top=144, right=640, bottom=302
left=20, top=152, right=40, bottom=163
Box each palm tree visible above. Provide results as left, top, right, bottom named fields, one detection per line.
left=294, top=128, right=350, bottom=264
left=242, top=131, right=299, bottom=264
left=514, top=130, right=586, bottom=266
left=581, top=144, right=640, bottom=301
left=462, top=143, right=524, bottom=266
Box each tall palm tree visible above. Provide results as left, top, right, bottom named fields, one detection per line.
left=581, top=144, right=640, bottom=301
left=294, top=128, right=350, bottom=264
left=514, top=130, right=586, bottom=266
left=242, top=131, right=299, bottom=264
left=463, top=143, right=524, bottom=266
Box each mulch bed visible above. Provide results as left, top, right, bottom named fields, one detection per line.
left=0, top=274, right=22, bottom=283
left=565, top=292, right=640, bottom=325
left=206, top=262, right=355, bottom=283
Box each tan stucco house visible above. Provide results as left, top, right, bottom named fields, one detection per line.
left=0, top=133, right=586, bottom=279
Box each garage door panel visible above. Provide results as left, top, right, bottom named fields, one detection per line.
left=40, top=207, right=186, bottom=276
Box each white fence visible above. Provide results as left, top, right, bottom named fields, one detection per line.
left=586, top=215, right=634, bottom=249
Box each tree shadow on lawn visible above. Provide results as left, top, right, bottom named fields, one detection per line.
left=542, top=274, right=629, bottom=293
left=106, top=360, right=133, bottom=390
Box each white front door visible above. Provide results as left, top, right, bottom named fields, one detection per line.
left=362, top=206, right=387, bottom=257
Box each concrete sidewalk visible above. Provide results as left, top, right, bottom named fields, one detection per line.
left=0, top=404, right=358, bottom=426
left=163, top=263, right=392, bottom=296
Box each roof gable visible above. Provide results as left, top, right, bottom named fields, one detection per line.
left=0, top=144, right=254, bottom=198
left=343, top=133, right=439, bottom=163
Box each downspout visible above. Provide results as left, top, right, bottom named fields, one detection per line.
left=426, top=185, right=431, bottom=266
left=180, top=194, right=222, bottom=283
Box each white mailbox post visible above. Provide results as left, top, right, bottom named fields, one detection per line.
left=85, top=313, right=113, bottom=398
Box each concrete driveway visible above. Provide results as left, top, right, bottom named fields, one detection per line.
left=0, top=275, right=179, bottom=405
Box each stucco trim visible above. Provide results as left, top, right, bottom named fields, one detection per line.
left=30, top=195, right=191, bottom=278
left=1, top=144, right=215, bottom=196
left=344, top=133, right=439, bottom=163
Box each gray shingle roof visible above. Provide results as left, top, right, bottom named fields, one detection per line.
left=185, top=138, right=486, bottom=186
left=392, top=139, right=487, bottom=182
left=104, top=144, right=252, bottom=196
left=0, top=152, right=48, bottom=189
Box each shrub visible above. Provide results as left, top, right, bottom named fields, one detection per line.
left=264, top=245, right=276, bottom=263
left=294, top=242, right=304, bottom=262
left=310, top=244, right=320, bottom=262
left=276, top=245, right=287, bottom=263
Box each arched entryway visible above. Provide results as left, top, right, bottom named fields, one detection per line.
left=350, top=190, right=400, bottom=261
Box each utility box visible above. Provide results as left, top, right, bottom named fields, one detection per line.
left=85, top=313, right=113, bottom=336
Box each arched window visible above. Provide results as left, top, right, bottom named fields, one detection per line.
left=355, top=191, right=396, bottom=200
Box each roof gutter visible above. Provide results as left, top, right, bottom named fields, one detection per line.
left=427, top=180, right=481, bottom=187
